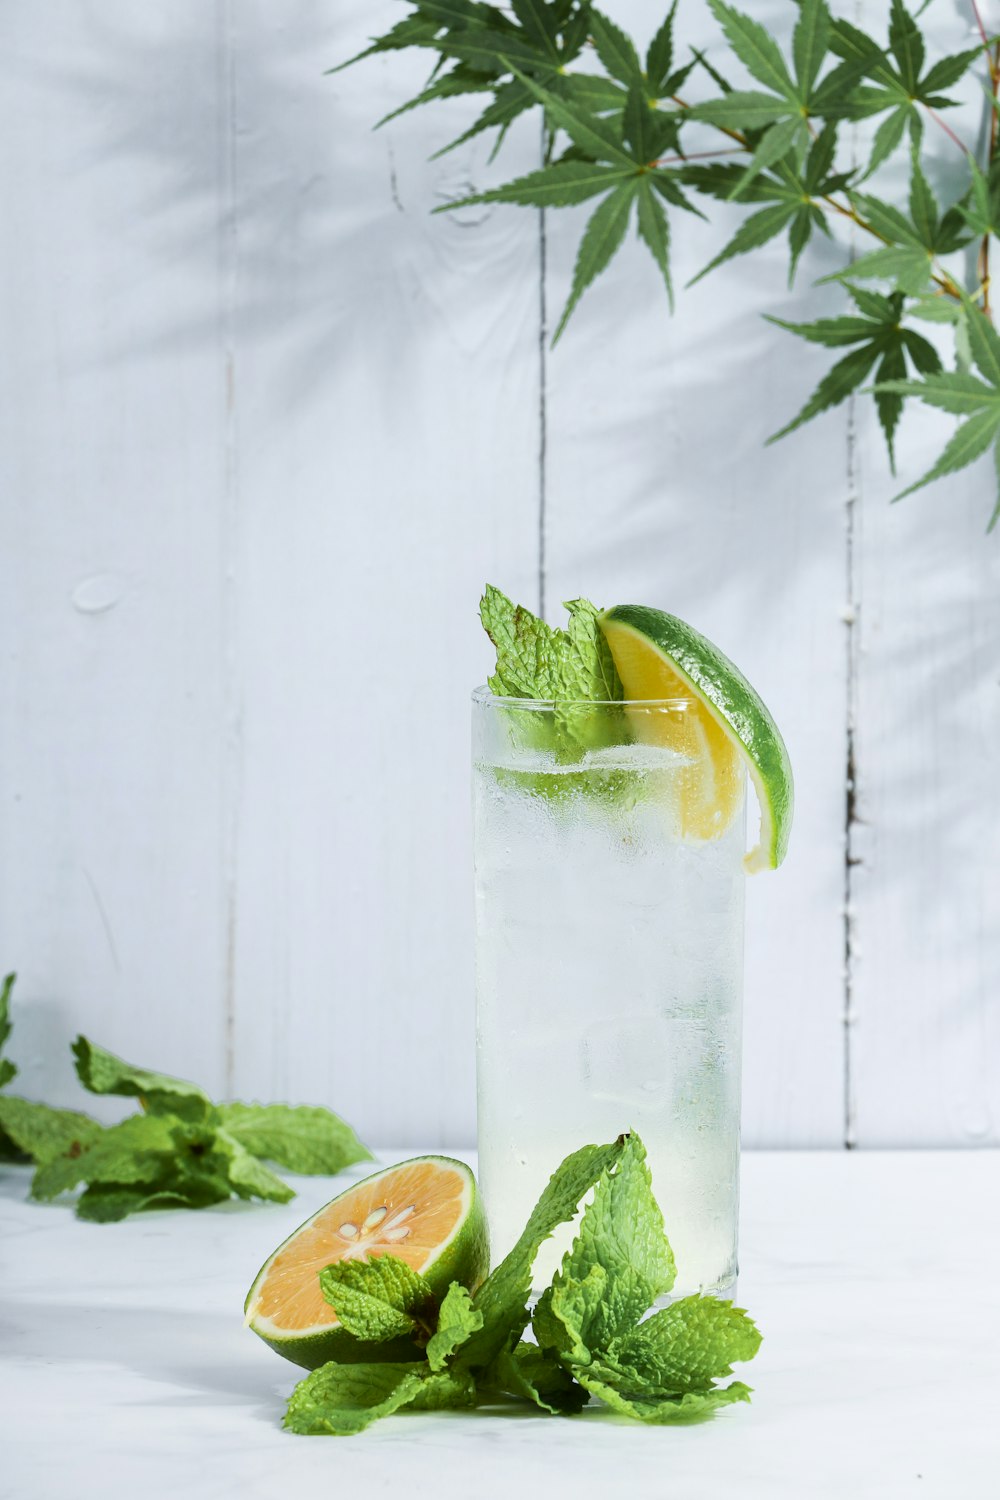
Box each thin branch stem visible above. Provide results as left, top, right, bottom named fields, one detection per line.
left=654, top=146, right=746, bottom=166
left=971, top=0, right=991, bottom=54
left=923, top=103, right=975, bottom=159
left=670, top=94, right=748, bottom=147
left=981, top=38, right=1000, bottom=318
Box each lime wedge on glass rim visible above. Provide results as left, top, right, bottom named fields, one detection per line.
left=599, top=605, right=794, bottom=873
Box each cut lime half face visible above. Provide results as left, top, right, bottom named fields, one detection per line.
left=599, top=605, right=794, bottom=873
left=245, top=1154, right=489, bottom=1369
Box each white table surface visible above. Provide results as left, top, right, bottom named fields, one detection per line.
left=2, top=1149, right=998, bottom=1500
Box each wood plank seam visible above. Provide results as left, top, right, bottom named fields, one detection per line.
left=219, top=0, right=242, bottom=1098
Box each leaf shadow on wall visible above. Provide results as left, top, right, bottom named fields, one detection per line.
left=22, top=2, right=543, bottom=419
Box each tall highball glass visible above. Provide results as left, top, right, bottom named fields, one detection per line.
left=472, top=689, right=746, bottom=1295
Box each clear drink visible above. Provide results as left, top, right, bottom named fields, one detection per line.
left=473, top=689, right=745, bottom=1296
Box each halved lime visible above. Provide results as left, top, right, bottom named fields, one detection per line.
left=245, top=1155, right=489, bottom=1369
left=599, top=605, right=793, bottom=872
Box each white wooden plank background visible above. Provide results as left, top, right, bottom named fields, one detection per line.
left=0, top=0, right=997, bottom=1148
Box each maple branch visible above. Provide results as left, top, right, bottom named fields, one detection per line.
left=654, top=146, right=746, bottom=166
left=980, top=38, right=1000, bottom=320
left=971, top=0, right=991, bottom=54
left=923, top=103, right=975, bottom=159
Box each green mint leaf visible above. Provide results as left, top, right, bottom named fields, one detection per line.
left=534, top=1262, right=610, bottom=1364
left=605, top=1294, right=762, bottom=1395
left=215, top=1129, right=295, bottom=1203
left=480, top=586, right=622, bottom=704
left=0, top=1094, right=104, bottom=1165
left=75, top=1176, right=230, bottom=1222
left=319, top=1255, right=435, bottom=1342
left=72, top=1036, right=214, bottom=1123
left=438, top=161, right=639, bottom=213
left=459, top=1136, right=627, bottom=1372
left=0, top=973, right=16, bottom=1089
left=589, top=8, right=643, bottom=87
left=217, top=1101, right=372, bottom=1174
left=482, top=1341, right=589, bottom=1413
left=29, top=1112, right=177, bottom=1200
left=284, top=1361, right=475, bottom=1436
left=573, top=1370, right=753, bottom=1423
left=541, top=1133, right=675, bottom=1355
left=553, top=180, right=637, bottom=342
left=426, top=1282, right=484, bottom=1370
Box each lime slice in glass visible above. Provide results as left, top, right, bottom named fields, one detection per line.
left=599, top=605, right=793, bottom=872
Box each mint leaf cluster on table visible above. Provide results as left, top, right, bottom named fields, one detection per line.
left=340, top=0, right=1000, bottom=526
left=283, top=1134, right=760, bottom=1435
left=0, top=974, right=371, bottom=1221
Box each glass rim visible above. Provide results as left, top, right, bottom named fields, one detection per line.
left=472, top=684, right=698, bottom=711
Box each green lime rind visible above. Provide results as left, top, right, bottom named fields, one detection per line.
left=245, top=1155, right=489, bottom=1372
left=599, top=605, right=794, bottom=871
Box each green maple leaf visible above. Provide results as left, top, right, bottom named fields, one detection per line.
left=822, top=153, right=973, bottom=295
left=830, top=3, right=981, bottom=173
left=956, top=156, right=1000, bottom=241
left=684, top=123, right=848, bottom=285
left=646, top=1, right=695, bottom=99
left=766, top=284, right=942, bottom=468
left=875, top=300, right=1000, bottom=526
left=688, top=0, right=867, bottom=199
left=342, top=0, right=594, bottom=159
left=439, top=64, right=694, bottom=338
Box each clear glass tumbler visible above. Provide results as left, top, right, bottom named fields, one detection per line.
left=472, top=688, right=746, bottom=1296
